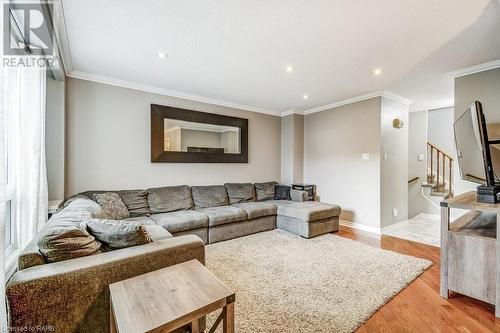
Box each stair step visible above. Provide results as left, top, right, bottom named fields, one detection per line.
left=422, top=182, right=438, bottom=188
left=430, top=191, right=450, bottom=198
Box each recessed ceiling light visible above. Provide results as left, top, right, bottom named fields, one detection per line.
left=373, top=68, right=382, bottom=75
left=157, top=52, right=167, bottom=59
left=285, top=66, right=294, bottom=73
left=303, top=94, right=309, bottom=100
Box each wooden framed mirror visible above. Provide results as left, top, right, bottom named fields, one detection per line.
left=151, top=104, right=248, bottom=163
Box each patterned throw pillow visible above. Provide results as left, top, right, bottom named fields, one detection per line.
left=38, top=225, right=102, bottom=263
left=86, top=218, right=152, bottom=250
left=93, top=192, right=130, bottom=220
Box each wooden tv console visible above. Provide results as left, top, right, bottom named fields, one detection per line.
left=440, top=191, right=500, bottom=317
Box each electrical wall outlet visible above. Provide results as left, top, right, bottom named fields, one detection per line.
left=362, top=153, right=370, bottom=161
left=393, top=208, right=399, bottom=217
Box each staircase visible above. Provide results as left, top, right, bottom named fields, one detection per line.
left=424, top=142, right=454, bottom=199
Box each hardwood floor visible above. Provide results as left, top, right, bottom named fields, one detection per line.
left=335, top=225, right=500, bottom=332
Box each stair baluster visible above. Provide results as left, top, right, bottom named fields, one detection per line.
left=426, top=142, right=454, bottom=198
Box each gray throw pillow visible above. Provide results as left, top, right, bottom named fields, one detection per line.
left=86, top=218, right=152, bottom=250
left=274, top=185, right=291, bottom=200
left=118, top=190, right=151, bottom=217
left=38, top=225, right=102, bottom=263
left=93, top=192, right=130, bottom=220
left=255, top=181, right=278, bottom=201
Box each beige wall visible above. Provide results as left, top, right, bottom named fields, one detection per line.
left=454, top=67, right=500, bottom=194
left=408, top=110, right=438, bottom=217
left=46, top=76, right=65, bottom=200
left=304, top=98, right=382, bottom=229
left=293, top=114, right=304, bottom=183
left=65, top=78, right=281, bottom=196
left=280, top=113, right=304, bottom=185
left=380, top=97, right=409, bottom=228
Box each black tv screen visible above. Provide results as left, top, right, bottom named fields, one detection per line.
left=454, top=101, right=496, bottom=185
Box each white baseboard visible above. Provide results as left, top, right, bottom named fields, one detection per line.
left=340, top=220, right=382, bottom=235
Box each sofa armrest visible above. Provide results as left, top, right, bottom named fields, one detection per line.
left=290, top=189, right=308, bottom=202
left=7, top=235, right=205, bottom=333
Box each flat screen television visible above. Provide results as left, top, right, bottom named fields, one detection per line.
left=454, top=101, right=498, bottom=186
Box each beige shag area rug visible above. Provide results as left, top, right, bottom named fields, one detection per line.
left=205, top=230, right=431, bottom=333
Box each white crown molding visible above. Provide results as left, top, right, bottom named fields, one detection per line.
left=66, top=71, right=413, bottom=118
left=67, top=71, right=282, bottom=116
left=280, top=109, right=304, bottom=117
left=340, top=220, right=382, bottom=235
left=381, top=91, right=413, bottom=106
left=429, top=104, right=455, bottom=111
left=303, top=90, right=412, bottom=115
left=447, top=59, right=500, bottom=78
left=52, top=0, right=73, bottom=75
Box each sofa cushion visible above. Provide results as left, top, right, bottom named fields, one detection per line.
left=52, top=197, right=103, bottom=224
left=267, top=199, right=294, bottom=206
left=191, top=185, right=229, bottom=209
left=142, top=224, right=173, bottom=241
left=196, top=206, right=247, bottom=226
left=38, top=224, right=102, bottom=263
left=93, top=192, right=130, bottom=220
left=224, top=183, right=256, bottom=204
left=118, top=190, right=151, bottom=217
left=255, top=181, right=278, bottom=201
left=86, top=218, right=152, bottom=250
left=147, top=185, right=193, bottom=213
left=149, top=210, right=209, bottom=233
left=232, top=202, right=277, bottom=219
left=60, top=194, right=104, bottom=216
left=276, top=202, right=341, bottom=222
left=126, top=216, right=157, bottom=225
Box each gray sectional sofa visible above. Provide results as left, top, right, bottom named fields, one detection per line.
left=77, top=182, right=341, bottom=244
left=6, top=182, right=340, bottom=332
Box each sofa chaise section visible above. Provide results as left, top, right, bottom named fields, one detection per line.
left=275, top=201, right=341, bottom=238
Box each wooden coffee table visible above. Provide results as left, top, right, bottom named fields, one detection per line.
left=109, top=260, right=235, bottom=333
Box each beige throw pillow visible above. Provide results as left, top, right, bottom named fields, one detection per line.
left=93, top=192, right=130, bottom=220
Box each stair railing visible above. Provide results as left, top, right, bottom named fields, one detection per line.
left=427, top=142, right=454, bottom=195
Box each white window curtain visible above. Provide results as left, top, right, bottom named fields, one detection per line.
left=9, top=66, right=48, bottom=251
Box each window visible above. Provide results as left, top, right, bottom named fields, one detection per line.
left=0, top=68, right=18, bottom=269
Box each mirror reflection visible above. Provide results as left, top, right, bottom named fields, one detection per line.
left=164, top=119, right=241, bottom=154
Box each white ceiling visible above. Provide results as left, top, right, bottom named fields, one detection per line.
left=61, top=0, right=500, bottom=114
